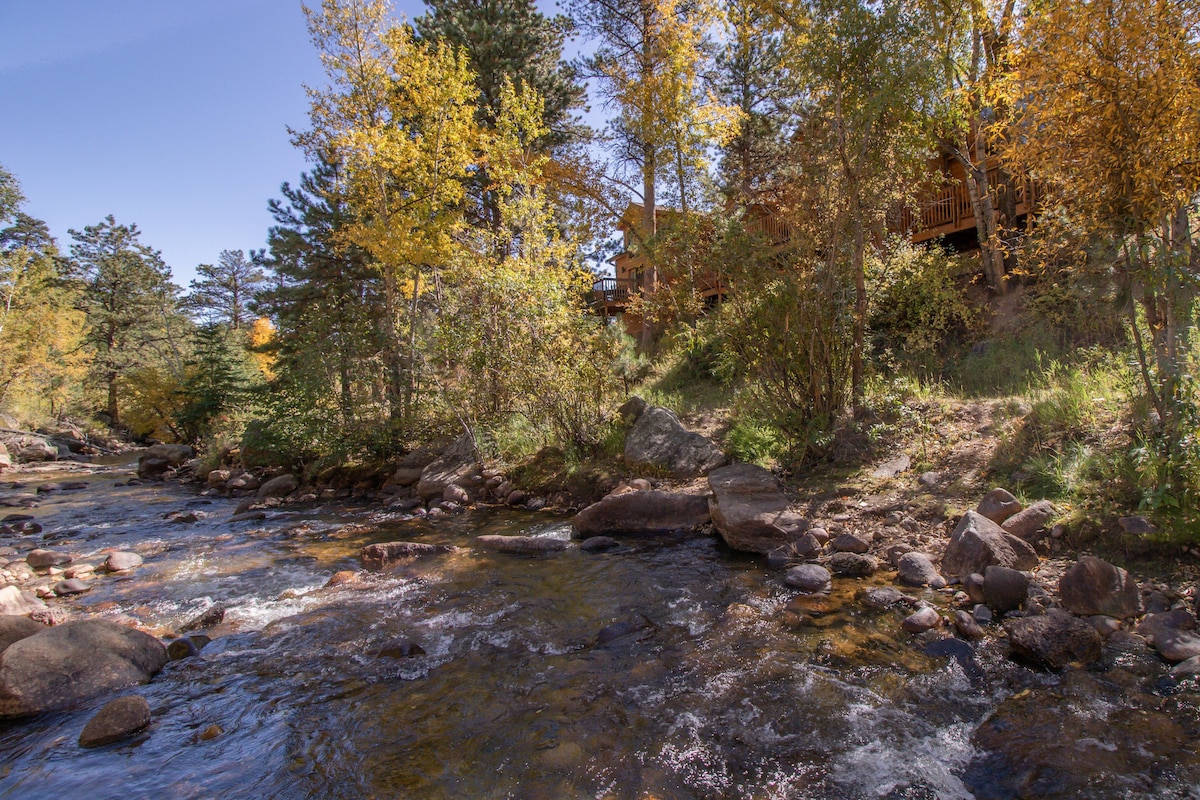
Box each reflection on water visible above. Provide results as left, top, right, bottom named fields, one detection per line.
left=0, top=463, right=1198, bottom=799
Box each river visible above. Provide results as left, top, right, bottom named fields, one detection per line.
left=0, top=458, right=1198, bottom=799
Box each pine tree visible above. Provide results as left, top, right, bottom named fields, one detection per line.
left=186, top=249, right=268, bottom=330
left=68, top=216, right=182, bottom=427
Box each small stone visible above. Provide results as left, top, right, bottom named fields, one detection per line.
left=324, top=570, right=361, bottom=588
left=831, top=532, right=871, bottom=554
left=827, top=552, right=878, bottom=577
left=1087, top=616, right=1122, bottom=637
left=807, top=527, right=830, bottom=545
left=953, top=610, right=985, bottom=640
left=896, top=552, right=942, bottom=587
left=54, top=579, right=90, bottom=596
left=79, top=695, right=151, bottom=747
left=377, top=639, right=425, bottom=658
left=902, top=606, right=941, bottom=633
left=442, top=484, right=469, bottom=504
left=977, top=488, right=1022, bottom=525
left=26, top=549, right=71, bottom=569
left=104, top=552, right=143, bottom=572
left=963, top=573, right=986, bottom=605
left=63, top=564, right=95, bottom=579
left=918, top=471, right=941, bottom=487
left=1117, top=515, right=1157, bottom=536
left=973, top=604, right=993, bottom=624
left=862, top=586, right=910, bottom=609
left=166, top=636, right=203, bottom=661
left=1155, top=628, right=1200, bottom=663
left=199, top=724, right=224, bottom=741
left=178, top=604, right=226, bottom=633
left=785, top=564, right=832, bottom=594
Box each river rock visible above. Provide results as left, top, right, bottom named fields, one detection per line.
left=146, top=443, right=193, bottom=465
left=940, top=511, right=1038, bottom=580
left=1058, top=555, right=1143, bottom=619
left=618, top=395, right=649, bottom=424
left=206, top=469, right=231, bottom=487
left=136, top=456, right=171, bottom=478
left=443, top=484, right=470, bottom=504
left=14, top=437, right=57, bottom=463
left=361, top=541, right=454, bottom=566
left=597, top=614, right=655, bottom=645
left=0, top=587, right=38, bottom=617
left=977, top=488, right=1022, bottom=525
left=580, top=536, right=619, bottom=552
left=953, top=610, right=986, bottom=640
left=475, top=535, right=570, bottom=555
left=828, top=552, right=878, bottom=577
left=573, top=490, right=710, bottom=538
left=226, top=473, right=260, bottom=491
left=982, top=565, right=1030, bottom=614
left=257, top=473, right=299, bottom=499
left=1154, top=628, right=1200, bottom=663
left=0, top=616, right=44, bottom=655
left=392, top=446, right=441, bottom=488
left=1172, top=655, right=1200, bottom=678
left=0, top=620, right=168, bottom=717
left=896, top=552, right=942, bottom=587
left=785, top=564, right=832, bottom=593
left=178, top=604, right=226, bottom=633
left=831, top=532, right=871, bottom=554
left=78, top=695, right=152, bottom=747
left=1002, top=500, right=1056, bottom=541
left=861, top=587, right=911, bottom=609
left=378, top=639, right=425, bottom=659
left=624, top=407, right=727, bottom=478
left=902, top=606, right=941, bottom=634
left=54, top=579, right=90, bottom=596
left=1003, top=610, right=1103, bottom=670
left=707, top=464, right=807, bottom=554
left=416, top=434, right=482, bottom=501
left=26, top=549, right=71, bottom=569
left=105, top=551, right=143, bottom=572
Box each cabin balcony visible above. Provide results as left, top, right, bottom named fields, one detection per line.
left=892, top=168, right=1039, bottom=244
left=591, top=277, right=638, bottom=315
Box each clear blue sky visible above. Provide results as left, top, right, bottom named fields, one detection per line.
left=0, top=0, right=430, bottom=287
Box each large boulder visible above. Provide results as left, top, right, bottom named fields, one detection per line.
left=0, top=617, right=43, bottom=655
left=1003, top=610, right=1103, bottom=670
left=13, top=436, right=57, bottom=463
left=624, top=407, right=728, bottom=479
left=257, top=473, right=299, bottom=499
left=573, top=491, right=711, bottom=538
left=416, top=434, right=482, bottom=501
left=391, top=446, right=441, bottom=488
left=0, top=620, right=168, bottom=718
left=145, top=443, right=193, bottom=465
left=1058, top=556, right=1143, bottom=620
left=940, top=511, right=1038, bottom=580
left=707, top=463, right=808, bottom=554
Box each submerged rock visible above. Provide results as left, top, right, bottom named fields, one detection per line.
left=596, top=614, right=656, bottom=645
left=377, top=639, right=426, bottom=659
left=902, top=606, right=941, bottom=634
left=361, top=541, right=454, bottom=566
left=178, top=604, right=226, bottom=633
left=573, top=491, right=710, bottom=538
left=0, top=620, right=168, bottom=717
left=79, top=695, right=151, bottom=747
left=580, top=536, right=620, bottom=553
left=785, top=564, right=832, bottom=594
left=475, top=535, right=570, bottom=555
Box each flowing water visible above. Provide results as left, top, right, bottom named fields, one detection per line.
left=1, top=459, right=1199, bottom=799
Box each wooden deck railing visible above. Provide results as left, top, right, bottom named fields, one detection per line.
left=591, top=277, right=638, bottom=310
left=893, top=168, right=1038, bottom=242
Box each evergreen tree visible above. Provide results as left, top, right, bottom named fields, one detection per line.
left=68, top=216, right=182, bottom=427
left=174, top=323, right=256, bottom=444
left=186, top=249, right=268, bottom=330
left=258, top=161, right=385, bottom=428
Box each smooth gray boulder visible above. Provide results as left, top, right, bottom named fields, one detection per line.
left=416, top=434, right=482, bottom=501
left=104, top=552, right=143, bottom=572
left=0, top=620, right=168, bottom=717
left=707, top=463, right=808, bottom=554
left=26, top=549, right=71, bottom=570
left=785, top=564, right=831, bottom=593
left=624, top=407, right=727, bottom=478
left=896, top=552, right=942, bottom=587
left=79, top=695, right=151, bottom=747
left=941, top=511, right=1038, bottom=580
left=573, top=491, right=711, bottom=538
left=1003, top=610, right=1102, bottom=670
left=1058, top=555, right=1143, bottom=620
left=902, top=606, right=941, bottom=634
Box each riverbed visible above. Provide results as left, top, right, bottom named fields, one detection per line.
left=0, top=459, right=1198, bottom=799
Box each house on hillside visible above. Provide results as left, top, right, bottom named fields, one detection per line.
left=592, top=160, right=1037, bottom=327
